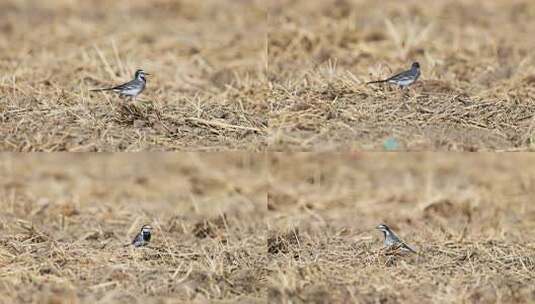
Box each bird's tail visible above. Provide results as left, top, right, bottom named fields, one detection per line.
left=404, top=243, right=417, bottom=253
left=366, top=79, right=387, bottom=85
left=89, top=88, right=114, bottom=92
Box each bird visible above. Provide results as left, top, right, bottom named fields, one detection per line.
left=376, top=223, right=416, bottom=253
left=90, top=69, right=150, bottom=102
left=366, top=62, right=421, bottom=88
left=131, top=224, right=152, bottom=247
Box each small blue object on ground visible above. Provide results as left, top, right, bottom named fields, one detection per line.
left=383, top=138, right=400, bottom=151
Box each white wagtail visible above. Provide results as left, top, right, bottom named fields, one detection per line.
left=366, top=62, right=421, bottom=88
left=376, top=223, right=416, bottom=253
left=132, top=224, right=152, bottom=247
left=90, top=69, right=150, bottom=102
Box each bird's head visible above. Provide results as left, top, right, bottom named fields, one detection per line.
left=376, top=223, right=390, bottom=231
left=411, top=62, right=420, bottom=70
left=134, top=69, right=151, bottom=81
left=376, top=224, right=392, bottom=237
left=140, top=224, right=153, bottom=234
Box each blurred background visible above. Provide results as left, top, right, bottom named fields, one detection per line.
left=269, top=152, right=535, bottom=239
left=0, top=0, right=266, bottom=93
left=0, top=153, right=266, bottom=237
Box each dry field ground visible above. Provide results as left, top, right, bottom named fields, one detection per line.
left=5, top=0, right=535, bottom=152
left=0, top=0, right=267, bottom=151
left=2, top=154, right=535, bottom=303
left=267, top=153, right=535, bottom=303
left=268, top=0, right=535, bottom=151
left=0, top=154, right=267, bottom=303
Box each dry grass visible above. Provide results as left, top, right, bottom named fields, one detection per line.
left=5, top=0, right=535, bottom=151
left=268, top=0, right=535, bottom=151
left=0, top=154, right=267, bottom=303
left=267, top=153, right=535, bottom=303
left=0, top=0, right=267, bottom=151
left=2, top=154, right=535, bottom=303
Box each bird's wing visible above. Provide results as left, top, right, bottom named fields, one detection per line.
left=132, top=234, right=141, bottom=244
left=386, top=70, right=412, bottom=82
left=367, top=69, right=412, bottom=84
left=401, top=242, right=417, bottom=253
left=90, top=80, right=133, bottom=92
left=110, top=80, right=137, bottom=91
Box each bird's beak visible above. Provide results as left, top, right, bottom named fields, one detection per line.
left=145, top=73, right=152, bottom=76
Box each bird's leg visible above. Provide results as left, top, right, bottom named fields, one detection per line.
left=403, top=86, right=411, bottom=98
